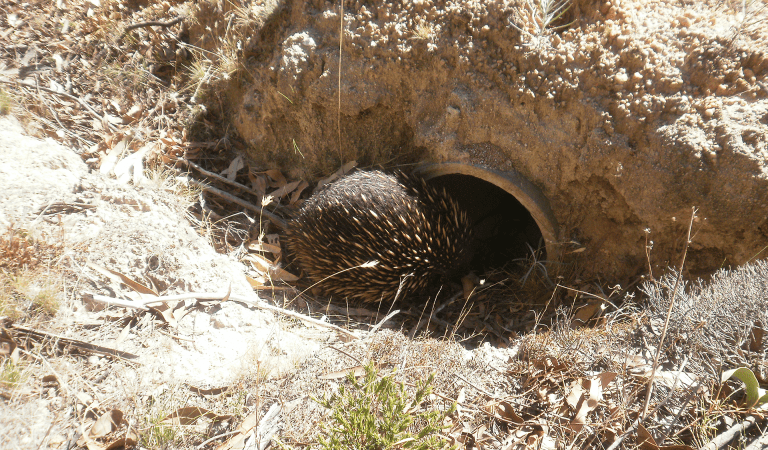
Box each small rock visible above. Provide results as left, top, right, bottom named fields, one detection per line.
left=677, top=16, right=692, bottom=27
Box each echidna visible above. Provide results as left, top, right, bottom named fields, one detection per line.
left=287, top=170, right=473, bottom=303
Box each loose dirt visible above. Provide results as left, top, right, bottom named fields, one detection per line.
left=224, top=0, right=768, bottom=281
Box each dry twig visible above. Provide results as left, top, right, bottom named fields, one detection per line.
left=122, top=16, right=184, bottom=37
left=642, top=207, right=697, bottom=418
left=188, top=179, right=288, bottom=230
left=88, top=291, right=358, bottom=339
left=700, top=414, right=760, bottom=450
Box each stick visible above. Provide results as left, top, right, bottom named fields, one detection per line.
left=122, top=16, right=184, bottom=36
left=188, top=179, right=288, bottom=230
left=327, top=346, right=363, bottom=365
left=9, top=324, right=139, bottom=360
left=744, top=428, right=768, bottom=450
left=89, top=291, right=358, bottom=339
left=182, top=159, right=265, bottom=199
left=255, top=402, right=281, bottom=450
left=195, top=430, right=239, bottom=450
left=607, top=357, right=696, bottom=450
left=641, top=207, right=697, bottom=419
left=700, top=415, right=759, bottom=450
left=367, top=309, right=400, bottom=336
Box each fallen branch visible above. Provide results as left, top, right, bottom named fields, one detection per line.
left=744, top=429, right=768, bottom=450
left=700, top=415, right=760, bottom=450
left=7, top=324, right=139, bottom=360
left=89, top=291, right=358, bottom=339
left=122, top=16, right=184, bottom=37
left=182, top=159, right=265, bottom=199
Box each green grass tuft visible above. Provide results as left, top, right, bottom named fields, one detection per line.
left=315, top=362, right=455, bottom=450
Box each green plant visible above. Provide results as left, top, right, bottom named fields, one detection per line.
left=315, top=362, right=455, bottom=450
left=11, top=272, right=61, bottom=316
left=0, top=281, right=22, bottom=320
left=0, top=88, right=11, bottom=115
left=0, top=359, right=26, bottom=389
left=140, top=410, right=178, bottom=449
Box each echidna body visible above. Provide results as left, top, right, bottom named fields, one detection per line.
left=287, top=170, right=473, bottom=303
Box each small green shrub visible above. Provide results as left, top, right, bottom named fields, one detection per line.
left=0, top=359, right=25, bottom=389
left=139, top=410, right=177, bottom=449
left=0, top=88, right=11, bottom=115
left=316, top=362, right=455, bottom=450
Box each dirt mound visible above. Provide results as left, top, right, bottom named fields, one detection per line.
left=214, top=0, right=768, bottom=281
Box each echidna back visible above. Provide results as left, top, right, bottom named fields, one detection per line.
left=287, top=170, right=473, bottom=303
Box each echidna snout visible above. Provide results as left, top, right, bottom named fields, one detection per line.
left=287, top=170, right=473, bottom=303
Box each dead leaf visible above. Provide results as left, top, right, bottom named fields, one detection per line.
left=289, top=180, right=309, bottom=206
left=215, top=410, right=259, bottom=450
left=122, top=104, right=143, bottom=124
left=248, top=171, right=267, bottom=197
left=89, top=409, right=124, bottom=438
left=113, top=325, right=130, bottom=348
left=84, top=440, right=105, bottom=450
left=492, top=401, right=524, bottom=424
left=245, top=254, right=298, bottom=282
left=87, top=262, right=158, bottom=296
left=264, top=169, right=287, bottom=187
left=238, top=410, right=259, bottom=433
left=568, top=372, right=616, bottom=431
left=188, top=385, right=229, bottom=396
left=270, top=266, right=299, bottom=282
left=149, top=301, right=180, bottom=327
left=77, top=392, right=94, bottom=406
left=104, top=114, right=122, bottom=125
left=113, top=143, right=152, bottom=185
left=461, top=273, right=479, bottom=300
left=565, top=380, right=586, bottom=409
left=315, top=161, right=357, bottom=192
left=99, top=137, right=128, bottom=174
left=247, top=241, right=282, bottom=254
left=246, top=253, right=272, bottom=274
left=572, top=300, right=607, bottom=325
left=269, top=180, right=301, bottom=201
left=0, top=329, right=17, bottom=358
left=104, top=428, right=138, bottom=450
left=246, top=275, right=264, bottom=288
left=172, top=302, right=193, bottom=323
left=162, top=406, right=233, bottom=426
left=221, top=156, right=244, bottom=181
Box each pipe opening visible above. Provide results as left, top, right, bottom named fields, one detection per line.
left=416, top=163, right=559, bottom=276
left=428, top=173, right=544, bottom=272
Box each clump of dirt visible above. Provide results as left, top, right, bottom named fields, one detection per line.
left=223, top=0, right=768, bottom=282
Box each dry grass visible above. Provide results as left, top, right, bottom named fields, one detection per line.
left=641, top=260, right=768, bottom=377
left=0, top=227, right=63, bottom=320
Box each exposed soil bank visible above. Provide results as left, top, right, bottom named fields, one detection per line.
left=200, top=0, right=768, bottom=281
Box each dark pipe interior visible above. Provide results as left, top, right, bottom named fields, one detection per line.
left=427, top=173, right=545, bottom=272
